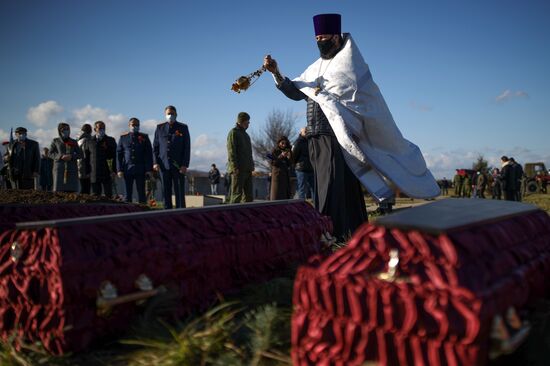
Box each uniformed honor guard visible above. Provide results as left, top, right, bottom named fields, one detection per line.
left=153, top=105, right=191, bottom=209
left=117, top=118, right=153, bottom=203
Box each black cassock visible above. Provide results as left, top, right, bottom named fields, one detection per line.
left=278, top=77, right=367, bottom=239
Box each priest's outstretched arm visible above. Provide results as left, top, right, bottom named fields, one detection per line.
left=263, top=55, right=306, bottom=101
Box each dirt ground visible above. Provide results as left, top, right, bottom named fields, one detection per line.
left=0, top=189, right=127, bottom=205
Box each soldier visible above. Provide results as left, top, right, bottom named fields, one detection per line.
left=153, top=105, right=191, bottom=209
left=8, top=127, right=40, bottom=189
left=89, top=121, right=117, bottom=197
left=117, top=118, right=153, bottom=203
left=39, top=147, right=54, bottom=191
left=227, top=112, right=254, bottom=203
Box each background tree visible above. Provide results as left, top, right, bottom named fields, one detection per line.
left=251, top=109, right=299, bottom=171
left=472, top=154, right=490, bottom=172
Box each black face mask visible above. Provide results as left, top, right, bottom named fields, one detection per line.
left=317, top=38, right=337, bottom=59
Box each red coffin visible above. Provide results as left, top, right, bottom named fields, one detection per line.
left=0, top=200, right=331, bottom=354
left=291, top=199, right=550, bottom=366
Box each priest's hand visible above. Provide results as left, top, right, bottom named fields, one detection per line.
left=263, top=55, right=278, bottom=73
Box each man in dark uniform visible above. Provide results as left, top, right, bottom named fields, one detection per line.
left=89, top=121, right=117, bottom=197
left=117, top=118, right=153, bottom=203
left=153, top=105, right=191, bottom=209
left=77, top=123, right=93, bottom=194
left=39, top=147, right=53, bottom=191
left=8, top=127, right=40, bottom=189
left=263, top=14, right=367, bottom=239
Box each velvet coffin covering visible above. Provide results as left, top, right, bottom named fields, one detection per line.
left=0, top=200, right=331, bottom=354
left=291, top=199, right=550, bottom=366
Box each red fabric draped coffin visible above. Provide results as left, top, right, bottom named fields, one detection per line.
left=0, top=200, right=331, bottom=354
left=291, top=199, right=550, bottom=366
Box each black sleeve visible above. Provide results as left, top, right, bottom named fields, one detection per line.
left=277, top=77, right=307, bottom=101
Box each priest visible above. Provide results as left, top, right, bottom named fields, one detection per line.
left=263, top=14, right=439, bottom=239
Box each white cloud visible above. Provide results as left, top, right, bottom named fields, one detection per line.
left=495, top=89, right=529, bottom=103
left=26, top=101, right=63, bottom=126
left=191, top=134, right=227, bottom=171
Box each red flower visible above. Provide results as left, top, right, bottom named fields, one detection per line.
left=175, top=130, right=183, bottom=137
left=138, top=135, right=145, bottom=143
left=64, top=140, right=76, bottom=148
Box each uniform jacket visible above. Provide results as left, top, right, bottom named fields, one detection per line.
left=226, top=125, right=253, bottom=173
left=49, top=137, right=82, bottom=192
left=88, top=135, right=117, bottom=183
left=153, top=121, right=191, bottom=171
left=9, top=139, right=40, bottom=179
left=117, top=132, right=153, bottom=175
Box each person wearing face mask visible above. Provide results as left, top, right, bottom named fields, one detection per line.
left=49, top=122, right=82, bottom=192
left=88, top=121, right=117, bottom=198
left=8, top=126, right=40, bottom=189
left=263, top=14, right=439, bottom=239
left=153, top=105, right=191, bottom=209
left=117, top=118, right=153, bottom=203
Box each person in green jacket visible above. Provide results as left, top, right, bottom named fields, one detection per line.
left=227, top=112, right=254, bottom=203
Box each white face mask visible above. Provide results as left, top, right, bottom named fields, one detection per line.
left=166, top=114, right=176, bottom=123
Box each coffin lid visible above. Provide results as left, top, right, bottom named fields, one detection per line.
left=375, top=198, right=541, bottom=235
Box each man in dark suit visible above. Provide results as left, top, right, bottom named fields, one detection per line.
left=8, top=127, right=40, bottom=189
left=89, top=121, right=117, bottom=197
left=153, top=105, right=191, bottom=209
left=117, top=118, right=153, bottom=203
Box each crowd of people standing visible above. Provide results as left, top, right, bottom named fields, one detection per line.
left=450, top=156, right=525, bottom=201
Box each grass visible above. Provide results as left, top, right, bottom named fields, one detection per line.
left=2, top=193, right=550, bottom=365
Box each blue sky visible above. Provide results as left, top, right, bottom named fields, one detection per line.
left=1, top=0, right=549, bottom=178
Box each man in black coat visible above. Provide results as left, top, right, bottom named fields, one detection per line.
left=39, top=147, right=53, bottom=191
left=500, top=156, right=517, bottom=201
left=510, top=157, right=524, bottom=202
left=89, top=121, right=117, bottom=197
left=8, top=127, right=40, bottom=189
left=208, top=163, right=221, bottom=195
